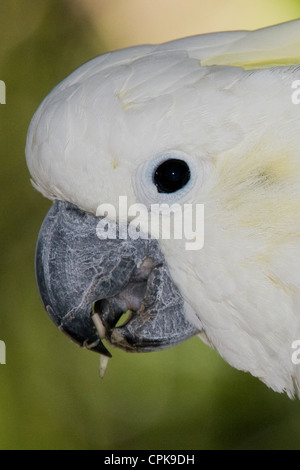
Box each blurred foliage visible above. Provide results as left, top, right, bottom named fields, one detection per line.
left=1, top=0, right=300, bottom=450
left=71, top=0, right=300, bottom=49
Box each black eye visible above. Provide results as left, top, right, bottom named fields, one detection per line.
left=153, top=159, right=191, bottom=193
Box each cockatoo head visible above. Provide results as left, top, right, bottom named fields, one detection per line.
left=26, top=19, right=300, bottom=397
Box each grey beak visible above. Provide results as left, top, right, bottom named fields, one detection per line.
left=35, top=201, right=199, bottom=357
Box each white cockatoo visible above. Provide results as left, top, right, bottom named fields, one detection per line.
left=26, top=19, right=300, bottom=397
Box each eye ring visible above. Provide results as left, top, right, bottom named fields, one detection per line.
left=153, top=159, right=191, bottom=194
left=133, top=150, right=210, bottom=207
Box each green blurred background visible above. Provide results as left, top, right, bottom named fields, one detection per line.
left=1, top=0, right=300, bottom=450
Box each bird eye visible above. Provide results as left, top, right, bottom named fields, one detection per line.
left=133, top=150, right=209, bottom=206
left=153, top=159, right=191, bottom=193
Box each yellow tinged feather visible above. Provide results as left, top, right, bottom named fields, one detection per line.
left=201, top=19, right=300, bottom=70
left=214, top=142, right=300, bottom=240
left=203, top=57, right=299, bottom=70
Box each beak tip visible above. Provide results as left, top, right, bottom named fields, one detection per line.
left=89, top=340, right=112, bottom=358
left=59, top=324, right=112, bottom=357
